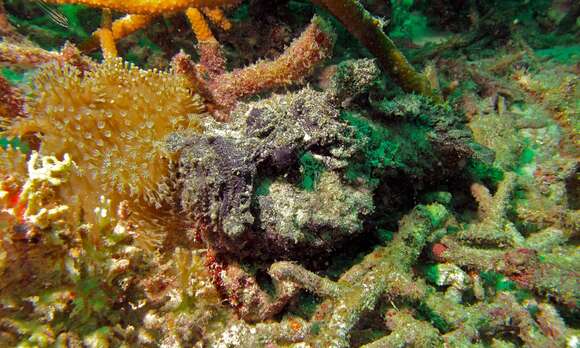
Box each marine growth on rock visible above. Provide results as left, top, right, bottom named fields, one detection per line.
left=0, top=0, right=578, bottom=347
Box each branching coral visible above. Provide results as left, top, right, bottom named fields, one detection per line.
left=45, top=0, right=241, bottom=15
left=432, top=173, right=578, bottom=308
left=172, top=16, right=336, bottom=120
left=0, top=41, right=90, bottom=70
left=269, top=203, right=449, bottom=347
left=46, top=0, right=435, bottom=100
left=311, top=0, right=439, bottom=99
left=0, top=3, right=577, bottom=347
left=0, top=152, right=74, bottom=297
left=18, top=152, right=74, bottom=229
left=45, top=0, right=242, bottom=56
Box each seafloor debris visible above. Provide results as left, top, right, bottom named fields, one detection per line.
left=0, top=0, right=578, bottom=347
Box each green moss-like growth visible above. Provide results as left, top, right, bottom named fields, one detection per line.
left=0, top=136, right=29, bottom=153
left=298, top=151, right=326, bottom=191
left=342, top=111, right=433, bottom=187
left=342, top=94, right=482, bottom=188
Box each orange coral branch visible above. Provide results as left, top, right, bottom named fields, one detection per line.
left=96, top=9, right=118, bottom=58
left=202, top=7, right=232, bottom=30
left=73, top=0, right=241, bottom=56
left=186, top=7, right=216, bottom=43
left=172, top=16, right=335, bottom=121
left=80, top=15, right=154, bottom=53
left=44, top=0, right=242, bottom=15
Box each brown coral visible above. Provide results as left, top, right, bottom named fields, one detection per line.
left=173, top=16, right=335, bottom=120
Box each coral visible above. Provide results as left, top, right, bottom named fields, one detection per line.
left=511, top=63, right=579, bottom=157
left=44, top=0, right=242, bottom=56
left=173, top=16, right=336, bottom=119
left=269, top=204, right=449, bottom=347
left=45, top=0, right=241, bottom=15
left=198, top=204, right=450, bottom=346
left=0, top=153, right=74, bottom=297
left=433, top=174, right=579, bottom=308
left=0, top=143, right=26, bottom=177
left=311, top=0, right=439, bottom=99
left=0, top=74, right=24, bottom=119
left=3, top=58, right=205, bottom=232
left=0, top=41, right=90, bottom=70
left=19, top=152, right=74, bottom=229
left=0, top=2, right=578, bottom=346
left=0, top=155, right=228, bottom=346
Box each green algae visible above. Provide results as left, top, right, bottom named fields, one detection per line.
left=341, top=110, right=433, bottom=187
left=298, top=152, right=325, bottom=191
left=0, top=137, right=29, bottom=153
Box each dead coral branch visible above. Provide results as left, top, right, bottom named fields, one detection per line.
left=312, top=0, right=439, bottom=100
left=270, top=203, right=449, bottom=347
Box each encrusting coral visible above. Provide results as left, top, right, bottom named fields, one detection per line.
left=0, top=74, right=24, bottom=119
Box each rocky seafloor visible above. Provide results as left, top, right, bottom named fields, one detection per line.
left=0, top=0, right=578, bottom=347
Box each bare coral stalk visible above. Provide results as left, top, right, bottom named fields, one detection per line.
left=270, top=204, right=449, bottom=347
left=96, top=9, right=118, bottom=59
left=311, top=0, right=439, bottom=100
left=80, top=15, right=154, bottom=53
left=360, top=310, right=442, bottom=348
left=209, top=16, right=335, bottom=114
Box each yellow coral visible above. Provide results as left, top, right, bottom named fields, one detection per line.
left=45, top=0, right=239, bottom=15
left=19, top=152, right=74, bottom=228
left=0, top=146, right=27, bottom=178
left=5, top=59, right=205, bottom=224
left=45, top=0, right=241, bottom=53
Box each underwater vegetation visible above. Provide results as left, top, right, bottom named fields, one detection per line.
left=0, top=0, right=578, bottom=347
